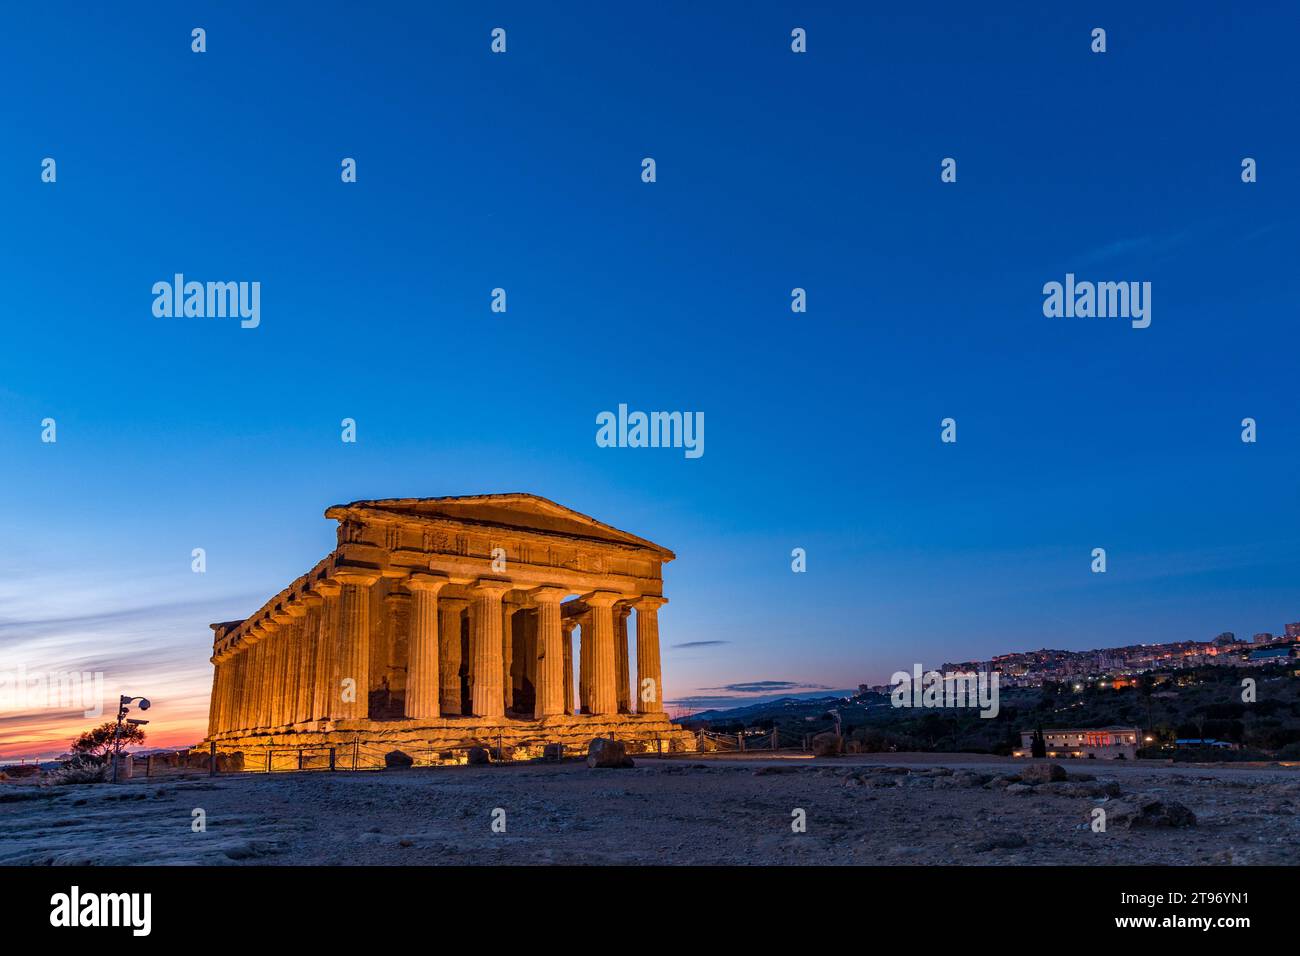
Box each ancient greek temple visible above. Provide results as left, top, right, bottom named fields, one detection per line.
left=204, top=494, right=694, bottom=763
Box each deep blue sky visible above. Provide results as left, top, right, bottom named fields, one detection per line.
left=2, top=2, right=1298, bottom=755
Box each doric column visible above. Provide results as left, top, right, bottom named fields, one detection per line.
left=265, top=631, right=278, bottom=728
left=384, top=590, right=411, bottom=701
left=218, top=652, right=230, bottom=734
left=262, top=625, right=278, bottom=729
left=240, top=643, right=256, bottom=730
left=244, top=639, right=258, bottom=730
left=614, top=603, right=632, bottom=714
left=281, top=617, right=296, bottom=728
left=521, top=608, right=539, bottom=697
left=213, top=656, right=227, bottom=734
left=561, top=620, right=575, bottom=714
left=335, top=569, right=381, bottom=720
left=219, top=655, right=235, bottom=733
left=501, top=598, right=521, bottom=713
left=312, top=581, right=342, bottom=720
left=224, top=653, right=238, bottom=733
left=285, top=604, right=308, bottom=725
left=218, top=657, right=230, bottom=735
left=578, top=611, right=591, bottom=714
left=406, top=573, right=449, bottom=719
left=531, top=587, right=568, bottom=718
left=583, top=591, right=621, bottom=715
left=232, top=649, right=246, bottom=730
left=439, top=597, right=468, bottom=716
left=209, top=657, right=221, bottom=735
left=264, top=620, right=280, bottom=729
left=207, top=656, right=221, bottom=737
left=287, top=614, right=302, bottom=727
left=233, top=653, right=243, bottom=730
left=256, top=623, right=274, bottom=729
left=239, top=649, right=251, bottom=729
left=468, top=578, right=512, bottom=718
left=298, top=595, right=322, bottom=724
left=634, top=595, right=667, bottom=714
left=272, top=610, right=294, bottom=729
left=274, top=617, right=289, bottom=728
left=222, top=660, right=237, bottom=738
left=251, top=639, right=262, bottom=729
left=265, top=626, right=278, bottom=729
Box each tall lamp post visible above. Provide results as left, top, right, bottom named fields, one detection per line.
left=111, top=694, right=151, bottom=784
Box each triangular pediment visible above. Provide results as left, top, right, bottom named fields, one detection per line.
left=329, top=494, right=674, bottom=558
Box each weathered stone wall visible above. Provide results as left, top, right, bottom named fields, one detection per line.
left=202, top=714, right=696, bottom=770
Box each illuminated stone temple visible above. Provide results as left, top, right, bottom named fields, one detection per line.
left=203, top=495, right=694, bottom=765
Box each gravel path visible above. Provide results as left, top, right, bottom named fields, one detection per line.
left=3, top=755, right=1298, bottom=865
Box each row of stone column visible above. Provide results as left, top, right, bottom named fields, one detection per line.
left=210, top=574, right=367, bottom=735
left=404, top=580, right=665, bottom=721
left=209, top=573, right=665, bottom=736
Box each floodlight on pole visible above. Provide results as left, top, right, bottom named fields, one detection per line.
left=111, top=695, right=152, bottom=784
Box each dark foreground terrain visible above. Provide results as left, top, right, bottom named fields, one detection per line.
left=3, top=753, right=1298, bottom=865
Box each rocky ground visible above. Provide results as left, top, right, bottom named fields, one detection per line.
left=2, top=753, right=1298, bottom=865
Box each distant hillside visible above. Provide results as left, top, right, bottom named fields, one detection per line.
left=673, top=665, right=1300, bottom=759
left=677, top=694, right=853, bottom=725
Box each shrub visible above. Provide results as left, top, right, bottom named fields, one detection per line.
left=46, top=755, right=110, bottom=785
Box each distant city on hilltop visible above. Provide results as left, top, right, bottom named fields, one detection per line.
left=859, top=623, right=1300, bottom=695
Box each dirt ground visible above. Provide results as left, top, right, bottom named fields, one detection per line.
left=3, top=753, right=1298, bottom=865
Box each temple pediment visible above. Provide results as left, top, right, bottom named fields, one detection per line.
left=326, top=493, right=674, bottom=560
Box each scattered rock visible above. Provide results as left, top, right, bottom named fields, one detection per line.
left=970, top=832, right=1027, bottom=852
left=1005, top=783, right=1034, bottom=795
left=466, top=746, right=491, bottom=765
left=1038, top=780, right=1122, bottom=799
left=1019, top=763, right=1068, bottom=784
left=934, top=771, right=991, bottom=789
left=221, top=839, right=282, bottom=860
left=865, top=775, right=904, bottom=789
left=811, top=733, right=843, bottom=757
left=384, top=750, right=414, bottom=769
left=1106, top=796, right=1197, bottom=829
left=587, top=738, right=634, bottom=769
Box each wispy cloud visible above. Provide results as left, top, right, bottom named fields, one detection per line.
left=1071, top=218, right=1283, bottom=269
left=668, top=686, right=849, bottom=712
left=0, top=598, right=251, bottom=639
left=1074, top=230, right=1193, bottom=267
left=702, top=680, right=830, bottom=694
left=0, top=573, right=258, bottom=761
left=671, top=640, right=730, bottom=648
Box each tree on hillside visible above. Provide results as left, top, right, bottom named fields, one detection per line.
left=1030, top=727, right=1046, bottom=758
left=1133, top=673, right=1156, bottom=731
left=71, top=721, right=145, bottom=762
left=1193, top=713, right=1208, bottom=744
